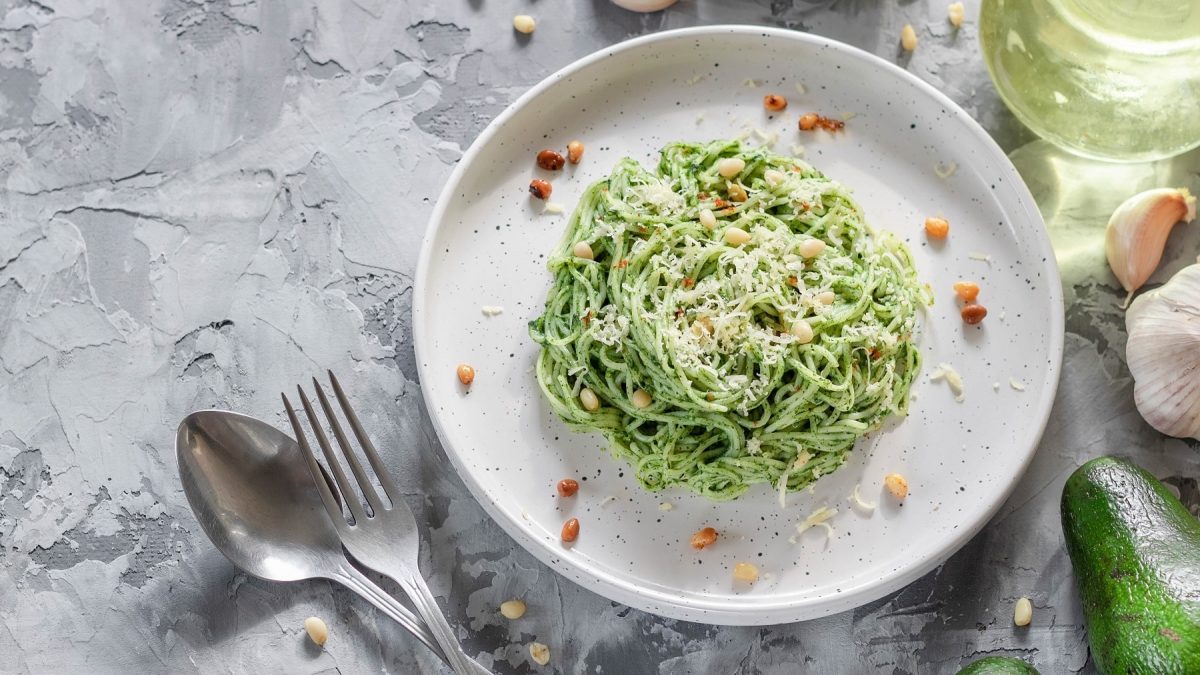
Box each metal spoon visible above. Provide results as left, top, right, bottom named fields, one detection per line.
left=176, top=410, right=489, bottom=673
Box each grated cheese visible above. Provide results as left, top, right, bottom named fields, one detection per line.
left=929, top=362, right=965, bottom=402
left=794, top=83, right=807, bottom=95
left=695, top=112, right=705, bottom=124
left=993, top=381, right=1001, bottom=391
left=789, top=505, right=838, bottom=544
left=481, top=305, right=504, bottom=316
left=543, top=202, right=565, bottom=215
left=658, top=501, right=674, bottom=512
left=746, top=438, right=763, bottom=455
left=934, top=161, right=958, bottom=179
left=1010, top=378, right=1026, bottom=392
left=790, top=143, right=806, bottom=157
left=599, top=495, right=617, bottom=507
left=743, top=78, right=758, bottom=88
left=967, top=252, right=993, bottom=265
left=849, top=484, right=876, bottom=514
left=685, top=74, right=703, bottom=86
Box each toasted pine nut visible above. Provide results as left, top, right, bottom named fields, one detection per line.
left=798, top=238, right=826, bottom=258
left=716, top=157, right=746, bottom=178
left=456, top=363, right=475, bottom=385
left=529, top=642, right=550, bottom=665
left=573, top=241, right=594, bottom=260
left=579, top=388, right=600, bottom=411
left=557, top=478, right=579, bottom=497
left=764, top=169, right=786, bottom=187
left=763, top=94, right=788, bottom=112
left=727, top=183, right=748, bottom=202
left=724, top=227, right=751, bottom=246
left=961, top=303, right=988, bottom=325
left=1014, top=597, right=1032, bottom=626
left=536, top=149, right=565, bottom=170
left=529, top=179, right=552, bottom=200
left=798, top=113, right=819, bottom=131
left=561, top=517, right=580, bottom=542
left=816, top=291, right=836, bottom=305
left=884, top=473, right=908, bottom=499
left=901, top=24, right=918, bottom=51
left=566, top=140, right=584, bottom=164
left=953, top=280, right=980, bottom=303
left=513, top=14, right=535, bottom=34
left=631, top=389, right=652, bottom=409
left=733, top=562, right=760, bottom=583
left=500, top=599, right=527, bottom=619
left=304, top=616, right=328, bottom=647
left=690, top=526, right=718, bottom=550
left=791, top=320, right=814, bottom=344
left=699, top=208, right=717, bottom=229
left=924, top=216, right=949, bottom=239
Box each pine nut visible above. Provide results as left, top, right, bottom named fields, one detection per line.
left=529, top=642, right=550, bottom=665
left=561, top=517, right=580, bottom=542
left=924, top=216, right=949, bottom=239
left=579, top=388, right=600, bottom=411
left=699, top=208, right=717, bottom=229
left=799, top=113, right=819, bottom=131
left=456, top=363, right=475, bottom=385
left=573, top=241, right=594, bottom=260
left=304, top=616, right=328, bottom=647
left=727, top=182, right=748, bottom=202
left=764, top=169, right=786, bottom=186
left=529, top=179, right=552, bottom=200
left=733, top=562, right=760, bottom=583
left=500, top=599, right=527, bottom=619
left=724, top=227, right=751, bottom=246
left=884, top=473, right=908, bottom=499
left=816, top=291, right=836, bottom=305
left=962, top=303, right=988, bottom=325
left=1014, top=597, right=1032, bottom=626
left=536, top=149, right=565, bottom=170
left=791, top=320, right=814, bottom=344
left=557, top=478, right=579, bottom=497
left=716, top=157, right=745, bottom=178
left=631, top=389, right=652, bottom=409
left=953, top=280, right=980, bottom=303
left=513, top=15, right=535, bottom=34
left=690, top=526, right=718, bottom=550
left=798, top=238, right=826, bottom=258
left=566, top=140, right=584, bottom=164
left=901, top=24, right=918, bottom=51
left=763, top=94, right=788, bottom=112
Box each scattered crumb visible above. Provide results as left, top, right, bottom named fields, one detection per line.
left=743, top=78, right=758, bottom=88
left=543, top=202, right=565, bottom=215
left=520, top=509, right=531, bottom=522
left=658, top=501, right=674, bottom=512
left=967, top=252, right=993, bottom=265
left=794, top=83, right=808, bottom=95
left=695, top=112, right=705, bottom=124
left=685, top=74, right=704, bottom=86
left=1010, top=378, right=1026, bottom=391
left=1054, top=91, right=1069, bottom=105
left=790, top=143, right=806, bottom=157
left=935, top=161, right=958, bottom=178
left=481, top=305, right=504, bottom=316
left=599, top=495, right=617, bottom=507
left=929, top=362, right=966, bottom=402
left=840, top=111, right=857, bottom=121
left=999, top=310, right=1007, bottom=321
left=993, top=382, right=1001, bottom=391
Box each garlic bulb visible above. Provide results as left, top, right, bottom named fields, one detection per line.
left=1126, top=261, right=1200, bottom=439
left=1105, top=187, right=1196, bottom=307
left=610, top=0, right=678, bottom=11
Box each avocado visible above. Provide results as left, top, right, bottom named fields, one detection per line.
left=955, top=655, right=1040, bottom=674
left=1061, top=456, right=1200, bottom=674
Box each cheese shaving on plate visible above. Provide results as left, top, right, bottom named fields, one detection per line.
left=789, top=505, right=838, bottom=544
left=481, top=305, right=504, bottom=316
left=849, top=484, right=876, bottom=514
left=929, top=362, right=965, bottom=402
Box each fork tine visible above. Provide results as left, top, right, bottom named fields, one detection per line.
left=328, top=370, right=401, bottom=504
left=296, top=384, right=367, bottom=525
left=312, top=377, right=385, bottom=515
left=282, top=393, right=348, bottom=532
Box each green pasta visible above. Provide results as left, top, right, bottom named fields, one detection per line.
left=529, top=140, right=930, bottom=501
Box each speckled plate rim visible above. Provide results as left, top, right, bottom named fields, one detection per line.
left=414, top=25, right=1064, bottom=624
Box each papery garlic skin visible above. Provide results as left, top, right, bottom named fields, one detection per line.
left=1105, top=187, right=1196, bottom=306
left=1126, top=262, right=1200, bottom=440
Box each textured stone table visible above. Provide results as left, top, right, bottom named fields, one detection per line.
left=4, top=1, right=1200, bottom=673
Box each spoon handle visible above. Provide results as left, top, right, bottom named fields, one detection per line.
left=333, top=566, right=493, bottom=674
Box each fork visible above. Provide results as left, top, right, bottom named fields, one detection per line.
left=283, top=372, right=485, bottom=675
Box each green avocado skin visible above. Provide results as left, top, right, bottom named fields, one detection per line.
left=955, top=655, right=1040, bottom=674
left=1061, top=456, right=1200, bottom=675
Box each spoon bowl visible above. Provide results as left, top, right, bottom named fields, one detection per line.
left=176, top=410, right=344, bottom=582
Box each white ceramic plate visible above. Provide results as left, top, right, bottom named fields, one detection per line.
left=414, top=26, right=1063, bottom=625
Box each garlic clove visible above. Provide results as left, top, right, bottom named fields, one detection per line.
left=1105, top=187, right=1196, bottom=306
left=1126, top=263, right=1200, bottom=439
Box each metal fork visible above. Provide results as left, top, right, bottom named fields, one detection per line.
left=283, top=372, right=485, bottom=675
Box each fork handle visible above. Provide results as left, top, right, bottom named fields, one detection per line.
left=332, top=567, right=492, bottom=674
left=397, top=572, right=479, bottom=675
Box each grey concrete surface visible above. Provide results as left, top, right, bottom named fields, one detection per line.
left=3, top=0, right=1199, bottom=673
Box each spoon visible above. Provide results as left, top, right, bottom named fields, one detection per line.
left=176, top=410, right=487, bottom=672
